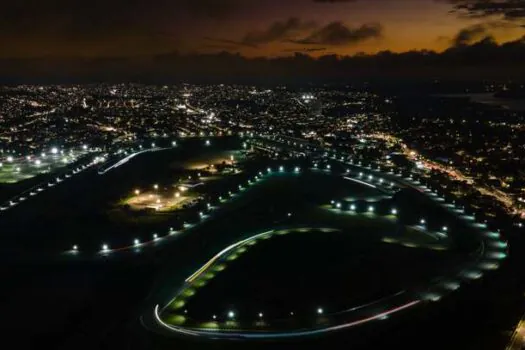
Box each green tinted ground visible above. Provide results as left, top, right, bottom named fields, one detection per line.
left=0, top=152, right=90, bottom=184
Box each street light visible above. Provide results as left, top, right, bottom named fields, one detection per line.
left=135, top=189, right=140, bottom=195
left=154, top=184, right=159, bottom=190
left=350, top=204, right=356, bottom=211
left=228, top=311, right=235, bottom=319
left=442, top=226, right=448, bottom=232
left=102, top=244, right=109, bottom=252
left=153, top=233, right=158, bottom=240
left=134, top=239, right=140, bottom=246
left=259, top=312, right=263, bottom=318
left=336, top=202, right=341, bottom=209
left=368, top=206, right=375, bottom=212
left=317, top=308, right=323, bottom=315
left=72, top=245, right=78, bottom=251
left=420, top=218, right=426, bottom=225
left=391, top=208, right=397, bottom=215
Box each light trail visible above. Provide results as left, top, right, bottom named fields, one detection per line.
left=343, top=176, right=377, bottom=189
left=134, top=143, right=507, bottom=339
left=98, top=147, right=168, bottom=175
left=153, top=301, right=421, bottom=339
left=186, top=230, right=275, bottom=283
left=367, top=133, right=523, bottom=217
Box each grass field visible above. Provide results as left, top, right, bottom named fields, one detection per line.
left=0, top=151, right=91, bottom=184
left=161, top=220, right=462, bottom=329
left=157, top=170, right=471, bottom=331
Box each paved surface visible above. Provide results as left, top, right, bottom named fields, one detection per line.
left=507, top=316, right=525, bottom=350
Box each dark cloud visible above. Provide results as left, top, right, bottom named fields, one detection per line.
left=292, top=22, right=383, bottom=45
left=452, top=23, right=488, bottom=45
left=203, top=37, right=258, bottom=48
left=450, top=21, right=523, bottom=46
left=183, top=0, right=241, bottom=19
left=0, top=0, right=241, bottom=41
left=4, top=35, right=525, bottom=83
left=282, top=47, right=328, bottom=52
left=444, top=0, right=525, bottom=21
left=313, top=0, right=357, bottom=2
left=242, top=18, right=317, bottom=46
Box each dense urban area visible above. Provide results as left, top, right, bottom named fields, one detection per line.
left=1, top=83, right=524, bottom=224
left=1, top=82, right=525, bottom=349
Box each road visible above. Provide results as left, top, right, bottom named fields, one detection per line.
left=507, top=315, right=525, bottom=350
left=97, top=147, right=169, bottom=175
left=368, top=132, right=524, bottom=218
left=142, top=151, right=506, bottom=339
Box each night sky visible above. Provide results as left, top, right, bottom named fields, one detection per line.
left=2, top=0, right=525, bottom=82
left=3, top=0, right=525, bottom=58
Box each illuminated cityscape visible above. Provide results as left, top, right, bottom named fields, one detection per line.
left=3, top=1, right=525, bottom=349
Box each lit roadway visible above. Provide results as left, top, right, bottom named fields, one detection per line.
left=368, top=132, right=524, bottom=218
left=506, top=313, right=525, bottom=350
left=146, top=228, right=423, bottom=340
left=97, top=147, right=169, bottom=175
left=142, top=150, right=506, bottom=340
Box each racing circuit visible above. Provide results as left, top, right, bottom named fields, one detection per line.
left=137, top=143, right=508, bottom=340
